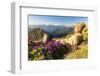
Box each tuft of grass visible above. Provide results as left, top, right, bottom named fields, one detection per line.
left=64, top=43, right=88, bottom=59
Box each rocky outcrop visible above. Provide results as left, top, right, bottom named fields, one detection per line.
left=28, top=28, right=48, bottom=44
left=53, top=33, right=82, bottom=47
left=74, top=22, right=86, bottom=33
left=53, top=22, right=87, bottom=50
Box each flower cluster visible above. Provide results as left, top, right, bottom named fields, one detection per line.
left=30, top=40, right=65, bottom=60
left=45, top=40, right=63, bottom=53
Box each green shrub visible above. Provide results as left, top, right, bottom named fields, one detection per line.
left=51, top=45, right=69, bottom=59
left=82, top=27, right=88, bottom=41
left=29, top=46, right=45, bottom=61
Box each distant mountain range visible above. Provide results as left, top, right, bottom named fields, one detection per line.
left=28, top=24, right=74, bottom=38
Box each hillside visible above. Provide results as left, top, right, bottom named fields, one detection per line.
left=28, top=22, right=88, bottom=60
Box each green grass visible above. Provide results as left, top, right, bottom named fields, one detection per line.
left=64, top=43, right=88, bottom=59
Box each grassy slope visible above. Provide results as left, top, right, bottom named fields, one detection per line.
left=64, top=42, right=88, bottom=59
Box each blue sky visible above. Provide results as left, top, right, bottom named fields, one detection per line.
left=29, top=15, right=88, bottom=26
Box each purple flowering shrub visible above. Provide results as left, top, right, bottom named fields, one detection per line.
left=29, top=40, right=69, bottom=60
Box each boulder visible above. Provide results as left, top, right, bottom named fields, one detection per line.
left=53, top=23, right=87, bottom=50
left=54, top=33, right=82, bottom=47
left=74, top=22, right=86, bottom=33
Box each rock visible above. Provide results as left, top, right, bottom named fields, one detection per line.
left=42, top=34, right=48, bottom=43
left=54, top=33, right=82, bottom=47
left=28, top=28, right=48, bottom=44
left=53, top=22, right=87, bottom=51
left=74, top=22, right=86, bottom=33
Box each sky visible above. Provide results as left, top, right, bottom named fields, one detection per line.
left=29, top=15, right=88, bottom=26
